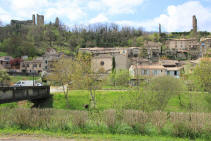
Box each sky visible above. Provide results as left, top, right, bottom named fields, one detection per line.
left=0, top=0, right=211, bottom=32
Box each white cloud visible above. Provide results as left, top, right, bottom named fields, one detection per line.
left=88, top=0, right=144, bottom=15
left=89, top=14, right=109, bottom=24
left=103, top=0, right=144, bottom=14
left=0, top=7, right=12, bottom=23
left=45, top=0, right=86, bottom=22
left=116, top=1, right=211, bottom=32
left=0, top=0, right=86, bottom=24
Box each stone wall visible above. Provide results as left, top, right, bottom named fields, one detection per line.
left=0, top=86, right=50, bottom=104
left=37, top=14, right=44, bottom=25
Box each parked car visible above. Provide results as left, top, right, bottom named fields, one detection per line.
left=14, top=80, right=42, bottom=87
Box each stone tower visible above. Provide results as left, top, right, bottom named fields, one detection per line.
left=55, top=17, right=60, bottom=27
left=192, top=15, right=197, bottom=34
left=37, top=14, right=44, bottom=25
left=159, top=24, right=161, bottom=35
left=32, top=14, right=35, bottom=25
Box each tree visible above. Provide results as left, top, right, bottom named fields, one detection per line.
left=193, top=58, right=211, bottom=92
left=148, top=76, right=186, bottom=110
left=48, top=57, right=75, bottom=108
left=108, top=70, right=131, bottom=87
left=0, top=70, right=10, bottom=86
left=72, top=53, right=103, bottom=109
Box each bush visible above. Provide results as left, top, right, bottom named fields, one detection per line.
left=84, top=121, right=109, bottom=134
left=161, top=122, right=174, bottom=136
left=172, top=121, right=201, bottom=139
left=115, top=123, right=135, bottom=134
left=108, top=70, right=131, bottom=86
left=144, top=122, right=159, bottom=136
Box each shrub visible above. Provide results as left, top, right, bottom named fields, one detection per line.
left=84, top=121, right=109, bottom=134
left=115, top=123, right=135, bottom=134
left=144, top=122, right=159, bottom=136
left=161, top=122, right=174, bottom=136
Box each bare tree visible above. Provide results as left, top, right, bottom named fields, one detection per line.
left=48, top=57, right=74, bottom=107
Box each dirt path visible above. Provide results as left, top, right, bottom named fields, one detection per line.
left=0, top=136, right=76, bottom=141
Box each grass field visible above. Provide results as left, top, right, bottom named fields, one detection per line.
left=52, top=90, right=209, bottom=112
left=9, top=75, right=41, bottom=84
left=0, top=89, right=208, bottom=112
left=0, top=51, right=8, bottom=57
left=0, top=128, right=205, bottom=141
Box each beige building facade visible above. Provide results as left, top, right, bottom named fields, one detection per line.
left=129, top=60, right=184, bottom=78
left=166, top=38, right=199, bottom=51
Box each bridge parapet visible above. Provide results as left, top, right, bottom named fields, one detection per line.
left=0, top=86, right=50, bottom=104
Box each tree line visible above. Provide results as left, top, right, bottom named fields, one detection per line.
left=0, top=18, right=210, bottom=57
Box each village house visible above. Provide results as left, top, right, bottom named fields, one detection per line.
left=91, top=54, right=113, bottom=73
left=0, top=56, right=13, bottom=70
left=20, top=59, right=43, bottom=74
left=143, top=41, right=162, bottom=62
left=165, top=38, right=200, bottom=60
left=79, top=46, right=164, bottom=74
left=200, top=38, right=211, bottom=49
left=166, top=38, right=199, bottom=51
left=129, top=60, right=184, bottom=78
left=20, top=48, right=65, bottom=74
left=79, top=47, right=133, bottom=73
left=200, top=37, right=211, bottom=57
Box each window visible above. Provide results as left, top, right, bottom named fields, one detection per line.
left=100, top=61, right=104, bottom=66
left=174, top=71, right=178, bottom=76
left=45, top=60, right=48, bottom=64
left=144, top=70, right=148, bottom=75
left=153, top=70, right=158, bottom=75
left=22, top=64, right=25, bottom=67
left=167, top=71, right=170, bottom=75
left=33, top=64, right=37, bottom=67
left=27, top=64, right=29, bottom=67
left=141, top=70, right=147, bottom=75
left=39, top=64, right=41, bottom=68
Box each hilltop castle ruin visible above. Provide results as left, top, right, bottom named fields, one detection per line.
left=11, top=14, right=44, bottom=26
left=192, top=15, right=197, bottom=34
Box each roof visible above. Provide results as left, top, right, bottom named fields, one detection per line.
left=165, top=67, right=184, bottom=71
left=168, top=38, right=197, bottom=41
left=131, top=65, right=165, bottom=70
left=161, top=60, right=179, bottom=66
left=200, top=38, right=211, bottom=42
left=93, top=54, right=113, bottom=59
left=190, top=57, right=211, bottom=64
left=22, top=60, right=43, bottom=63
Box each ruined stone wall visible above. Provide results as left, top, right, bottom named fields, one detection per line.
left=91, top=55, right=113, bottom=73
left=192, top=15, right=197, bottom=33
left=32, top=14, right=35, bottom=25
left=37, top=14, right=44, bottom=25
left=11, top=20, right=33, bottom=26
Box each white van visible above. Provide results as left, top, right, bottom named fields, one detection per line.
left=14, top=80, right=42, bottom=87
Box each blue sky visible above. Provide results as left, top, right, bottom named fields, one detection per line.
left=0, top=0, right=211, bottom=32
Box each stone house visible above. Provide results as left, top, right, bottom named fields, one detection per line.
left=166, top=38, right=199, bottom=51
left=200, top=38, right=211, bottom=48
left=0, top=56, right=13, bottom=69
left=165, top=38, right=200, bottom=60
left=20, top=60, right=43, bottom=74
left=91, top=54, right=113, bottom=73
left=143, top=41, right=162, bottom=62
left=79, top=47, right=131, bottom=73
left=129, top=60, right=183, bottom=78
left=200, top=38, right=211, bottom=56
left=20, top=48, right=64, bottom=74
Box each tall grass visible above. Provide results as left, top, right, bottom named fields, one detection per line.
left=0, top=107, right=211, bottom=139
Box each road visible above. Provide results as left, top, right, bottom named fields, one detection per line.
left=0, top=136, right=76, bottom=141
left=50, top=86, right=127, bottom=93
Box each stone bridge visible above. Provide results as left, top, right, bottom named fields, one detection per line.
left=0, top=86, right=51, bottom=107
